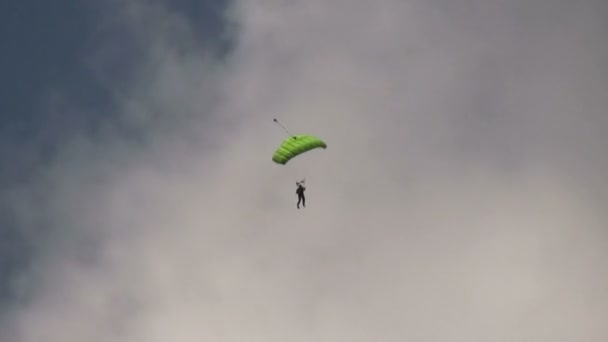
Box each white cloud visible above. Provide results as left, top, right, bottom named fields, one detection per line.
left=3, top=0, right=608, bottom=341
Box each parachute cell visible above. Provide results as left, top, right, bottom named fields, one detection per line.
left=272, top=135, right=327, bottom=165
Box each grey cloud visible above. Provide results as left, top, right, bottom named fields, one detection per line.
left=2, top=0, right=607, bottom=341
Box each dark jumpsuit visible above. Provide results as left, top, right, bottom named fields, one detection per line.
left=296, top=184, right=306, bottom=208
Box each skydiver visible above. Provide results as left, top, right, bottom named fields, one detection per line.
left=296, top=180, right=306, bottom=209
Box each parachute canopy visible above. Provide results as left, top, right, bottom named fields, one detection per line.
left=272, top=135, right=327, bottom=165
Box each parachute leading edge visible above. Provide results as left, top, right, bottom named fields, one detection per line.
left=272, top=135, right=327, bottom=165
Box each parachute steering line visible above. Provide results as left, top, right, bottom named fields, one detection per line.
left=273, top=118, right=293, bottom=137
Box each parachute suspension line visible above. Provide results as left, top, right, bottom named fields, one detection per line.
left=273, top=118, right=293, bottom=137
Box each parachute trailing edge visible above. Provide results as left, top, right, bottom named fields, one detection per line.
left=272, top=135, right=327, bottom=165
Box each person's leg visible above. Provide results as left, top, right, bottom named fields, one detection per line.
left=302, top=195, right=305, bottom=207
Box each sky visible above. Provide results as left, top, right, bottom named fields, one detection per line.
left=1, top=0, right=607, bottom=341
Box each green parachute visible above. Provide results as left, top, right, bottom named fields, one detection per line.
left=272, top=135, right=327, bottom=164
left=272, top=119, right=327, bottom=165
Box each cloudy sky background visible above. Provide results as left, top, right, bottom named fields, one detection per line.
left=1, top=0, right=607, bottom=341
